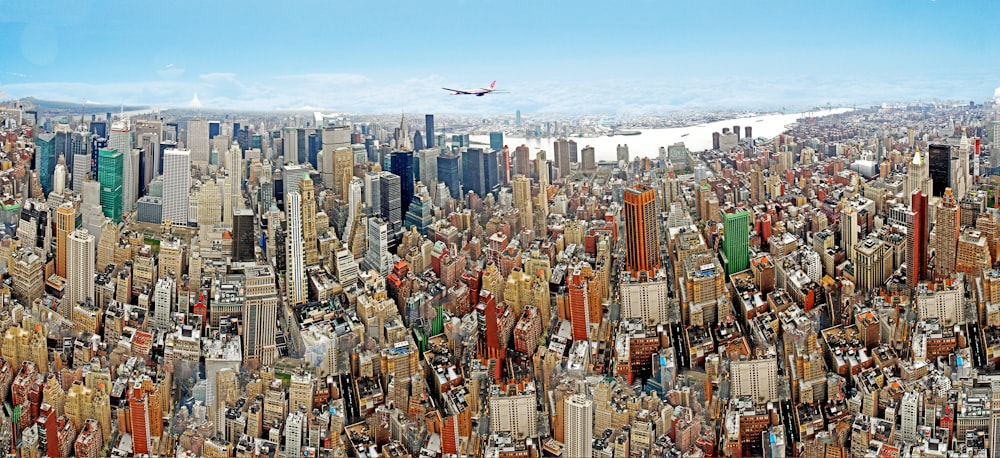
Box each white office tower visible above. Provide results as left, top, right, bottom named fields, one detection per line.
left=186, top=117, right=210, bottom=164
left=108, top=120, right=135, bottom=211
left=364, top=217, right=391, bottom=276
left=344, top=177, right=363, bottom=243
left=81, top=180, right=106, bottom=242
left=52, top=161, right=67, bottom=196
left=222, top=174, right=236, bottom=226
left=565, top=394, right=593, bottom=458
left=333, top=245, right=359, bottom=287
left=65, top=228, right=95, bottom=319
left=162, top=149, right=191, bottom=226
left=197, top=180, right=222, bottom=227
left=152, top=276, right=175, bottom=330
left=899, top=391, right=920, bottom=443
left=285, top=191, right=307, bottom=306
left=364, top=172, right=382, bottom=210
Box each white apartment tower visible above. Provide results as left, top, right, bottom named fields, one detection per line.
left=66, top=228, right=95, bottom=315
left=565, top=394, right=594, bottom=458
left=730, top=358, right=779, bottom=403
left=162, top=149, right=191, bottom=225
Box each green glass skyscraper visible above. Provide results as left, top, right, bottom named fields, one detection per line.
left=721, top=208, right=750, bottom=274
left=98, top=147, right=124, bottom=222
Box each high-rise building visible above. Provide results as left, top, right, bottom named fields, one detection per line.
left=186, top=117, right=210, bottom=164
left=490, top=132, right=504, bottom=152
left=285, top=191, right=307, bottom=305
left=568, top=139, right=578, bottom=163
left=152, top=276, right=174, bottom=330
left=581, top=146, right=595, bottom=171
left=722, top=208, right=751, bottom=274
left=854, top=237, right=892, bottom=292
left=379, top=172, right=403, bottom=239
left=899, top=391, right=920, bottom=443
left=841, top=207, right=860, bottom=263
left=35, top=133, right=57, bottom=195
left=244, top=265, right=278, bottom=366
left=514, top=145, right=531, bottom=177
left=128, top=382, right=151, bottom=455
left=554, top=138, right=570, bottom=179
left=462, top=147, right=486, bottom=197
left=390, top=151, right=415, bottom=216
left=54, top=203, right=76, bottom=279
left=333, top=147, right=354, bottom=199
left=513, top=175, right=533, bottom=232
left=437, top=154, right=461, bottom=199
left=108, top=120, right=137, bottom=211
left=624, top=184, right=660, bottom=277
left=162, top=149, right=191, bottom=226
left=564, top=394, right=593, bottom=458
left=935, top=188, right=960, bottom=279
left=300, top=175, right=319, bottom=266
left=907, top=190, right=929, bottom=288
left=98, top=148, right=124, bottom=222
left=364, top=217, right=391, bottom=276
left=66, top=228, right=95, bottom=314
left=928, top=144, right=952, bottom=198
left=617, top=144, right=629, bottom=163
left=320, top=126, right=350, bottom=191
left=483, top=148, right=499, bottom=196
left=425, top=114, right=435, bottom=148
left=730, top=358, right=779, bottom=402
left=232, top=209, right=256, bottom=262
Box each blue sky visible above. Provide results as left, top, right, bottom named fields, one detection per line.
left=1, top=0, right=998, bottom=113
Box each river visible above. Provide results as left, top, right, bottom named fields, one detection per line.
left=470, top=108, right=853, bottom=162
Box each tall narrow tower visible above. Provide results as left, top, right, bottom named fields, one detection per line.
left=907, top=190, right=929, bottom=287
left=162, top=149, right=191, bottom=226
left=935, top=188, right=960, bottom=279
left=623, top=184, right=660, bottom=277
left=285, top=191, right=307, bottom=305
left=512, top=175, right=533, bottom=232
left=300, top=175, right=318, bottom=266
left=55, top=202, right=76, bottom=278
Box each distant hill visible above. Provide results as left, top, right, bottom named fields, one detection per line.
left=19, top=97, right=150, bottom=114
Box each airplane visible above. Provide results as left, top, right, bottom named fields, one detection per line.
left=442, top=80, right=506, bottom=96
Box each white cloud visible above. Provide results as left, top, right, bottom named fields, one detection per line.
left=2, top=72, right=995, bottom=114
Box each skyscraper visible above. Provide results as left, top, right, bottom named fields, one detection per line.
left=935, top=188, right=960, bottom=279
left=364, top=217, right=391, bottom=276
left=907, top=190, right=929, bottom=287
left=841, top=206, right=859, bottom=263
left=243, top=265, right=278, bottom=366
left=232, top=208, right=256, bottom=262
left=66, top=228, right=95, bottom=314
left=425, top=114, right=435, bottom=148
left=379, top=172, right=403, bottom=240
left=186, top=117, right=210, bottom=164
left=437, top=153, right=462, bottom=199
left=35, top=133, right=57, bottom=195
left=564, top=394, right=593, bottom=458
left=928, top=144, right=952, bottom=198
left=300, top=175, right=319, bottom=266
left=721, top=208, right=750, bottom=274
left=109, top=120, right=136, bottom=211
left=554, top=138, right=570, bottom=179
left=462, top=147, right=486, bottom=197
left=285, top=191, right=307, bottom=306
left=513, top=175, right=533, bottom=232
left=162, top=149, right=191, bottom=226
left=490, top=132, right=504, bottom=151
left=97, top=148, right=123, bottom=222
left=514, top=145, right=531, bottom=177
left=55, top=203, right=76, bottom=279
left=320, top=125, right=350, bottom=191
left=581, top=146, right=595, bottom=171
left=390, top=151, right=415, bottom=216
left=568, top=139, right=578, bottom=163
left=617, top=144, right=629, bottom=163
left=623, top=184, right=660, bottom=277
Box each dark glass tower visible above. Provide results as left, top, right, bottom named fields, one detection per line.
left=437, top=154, right=461, bottom=199
left=390, top=151, right=414, bottom=216
left=425, top=114, right=435, bottom=148
left=928, top=144, right=952, bottom=198
left=232, top=208, right=256, bottom=262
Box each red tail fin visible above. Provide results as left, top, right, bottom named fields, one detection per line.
left=490, top=80, right=496, bottom=89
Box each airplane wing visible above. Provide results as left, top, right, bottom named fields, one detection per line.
left=442, top=88, right=473, bottom=95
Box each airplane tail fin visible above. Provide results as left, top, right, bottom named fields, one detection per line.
left=490, top=80, right=496, bottom=89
